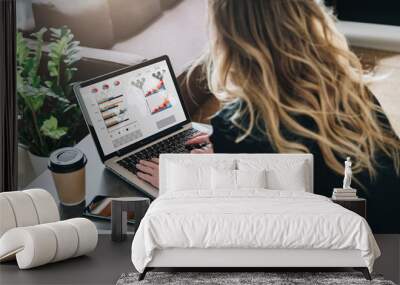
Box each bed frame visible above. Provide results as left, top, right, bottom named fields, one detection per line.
left=139, top=248, right=371, bottom=280
left=138, top=154, right=372, bottom=281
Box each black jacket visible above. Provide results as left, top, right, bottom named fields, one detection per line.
left=209, top=100, right=400, bottom=234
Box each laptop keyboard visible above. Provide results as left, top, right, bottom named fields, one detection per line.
left=116, top=128, right=202, bottom=174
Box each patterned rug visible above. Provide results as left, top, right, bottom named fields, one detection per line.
left=116, top=271, right=395, bottom=285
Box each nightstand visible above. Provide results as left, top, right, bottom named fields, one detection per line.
left=331, top=197, right=366, bottom=218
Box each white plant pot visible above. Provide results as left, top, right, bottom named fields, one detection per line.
left=18, top=145, right=35, bottom=188
left=27, top=151, right=49, bottom=178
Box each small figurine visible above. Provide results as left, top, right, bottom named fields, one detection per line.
left=343, top=157, right=352, bottom=189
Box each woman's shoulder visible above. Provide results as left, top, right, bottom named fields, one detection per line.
left=211, top=100, right=262, bottom=139
left=210, top=100, right=276, bottom=153
left=211, top=100, right=241, bottom=123
left=210, top=101, right=242, bottom=134
left=210, top=101, right=243, bottom=145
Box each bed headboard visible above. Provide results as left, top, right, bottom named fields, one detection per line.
left=159, top=154, right=314, bottom=195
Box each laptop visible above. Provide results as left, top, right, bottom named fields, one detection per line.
left=73, top=55, right=204, bottom=198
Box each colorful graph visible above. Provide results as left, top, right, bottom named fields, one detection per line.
left=105, top=115, right=129, bottom=128
left=92, top=85, right=130, bottom=130
left=97, top=94, right=123, bottom=105
left=144, top=80, right=165, bottom=97
left=102, top=107, right=127, bottom=120
left=151, top=97, right=172, bottom=114
left=131, top=69, right=172, bottom=116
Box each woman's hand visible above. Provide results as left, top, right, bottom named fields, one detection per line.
left=136, top=133, right=214, bottom=188
left=185, top=132, right=214, bottom=154
left=136, top=158, right=159, bottom=188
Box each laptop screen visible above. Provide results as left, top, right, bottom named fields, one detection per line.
left=77, top=59, right=188, bottom=157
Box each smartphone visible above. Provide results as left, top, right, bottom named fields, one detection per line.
left=83, top=195, right=136, bottom=224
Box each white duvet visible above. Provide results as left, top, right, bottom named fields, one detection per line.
left=131, top=190, right=380, bottom=273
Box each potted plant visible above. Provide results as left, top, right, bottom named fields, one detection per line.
left=17, top=26, right=87, bottom=177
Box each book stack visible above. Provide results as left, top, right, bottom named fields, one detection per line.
left=332, top=188, right=358, bottom=200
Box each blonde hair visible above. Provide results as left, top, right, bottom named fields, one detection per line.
left=188, top=0, right=399, bottom=179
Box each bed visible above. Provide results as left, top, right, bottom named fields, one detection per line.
left=131, top=154, right=380, bottom=280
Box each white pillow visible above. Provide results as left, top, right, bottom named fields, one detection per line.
left=238, top=159, right=308, bottom=191
left=211, top=168, right=236, bottom=190
left=167, top=162, right=210, bottom=191
left=237, top=169, right=267, bottom=189
left=211, top=169, right=267, bottom=190
left=266, top=168, right=306, bottom=191
left=166, top=159, right=235, bottom=192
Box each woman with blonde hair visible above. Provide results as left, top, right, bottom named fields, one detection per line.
left=136, top=0, right=400, bottom=233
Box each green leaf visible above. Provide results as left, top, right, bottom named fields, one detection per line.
left=16, top=32, right=29, bottom=67
left=63, top=104, right=77, bottom=113
left=31, top=74, right=41, bottom=87
left=41, top=116, right=57, bottom=130
left=28, top=27, right=47, bottom=81
left=47, top=27, right=81, bottom=89
left=47, top=128, right=68, bottom=140
left=40, top=116, right=68, bottom=140
left=44, top=80, right=53, bottom=88
left=49, top=27, right=62, bottom=38
left=42, top=87, right=70, bottom=104
left=65, top=68, right=72, bottom=83
left=18, top=83, right=45, bottom=112
left=27, top=94, right=45, bottom=111
left=31, top=27, right=47, bottom=39
left=24, top=58, right=35, bottom=77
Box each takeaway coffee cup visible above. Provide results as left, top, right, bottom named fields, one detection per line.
left=48, top=147, right=87, bottom=206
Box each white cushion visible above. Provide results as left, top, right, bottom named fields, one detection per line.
left=163, top=157, right=235, bottom=193
left=0, top=218, right=97, bottom=269
left=23, top=189, right=60, bottom=224
left=65, top=218, right=98, bottom=257
left=236, top=169, right=267, bottom=189
left=238, top=158, right=308, bottom=192
left=266, top=168, right=306, bottom=191
left=211, top=169, right=267, bottom=190
left=1, top=191, right=39, bottom=227
left=0, top=189, right=60, bottom=238
left=42, top=222, right=78, bottom=262
left=168, top=163, right=211, bottom=191
left=211, top=168, right=236, bottom=190
left=6, top=226, right=57, bottom=269
left=0, top=196, right=17, bottom=237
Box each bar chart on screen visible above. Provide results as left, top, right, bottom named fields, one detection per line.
left=92, top=83, right=132, bottom=131
left=89, top=82, right=143, bottom=150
